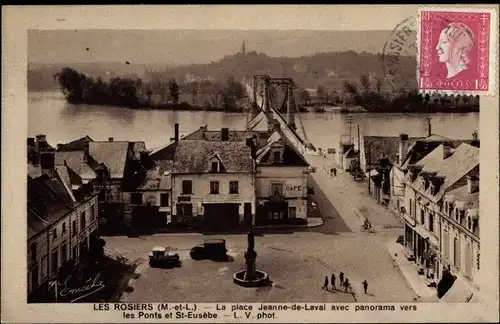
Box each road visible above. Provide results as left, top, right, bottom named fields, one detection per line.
left=103, top=168, right=417, bottom=303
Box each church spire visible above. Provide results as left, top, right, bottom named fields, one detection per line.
left=242, top=40, right=246, bottom=55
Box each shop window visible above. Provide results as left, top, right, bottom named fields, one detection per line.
left=160, top=193, right=170, bottom=207
left=176, top=203, right=193, bottom=217
left=289, top=207, right=297, bottom=219
left=229, top=181, right=239, bottom=194
left=210, top=181, right=220, bottom=194
left=131, top=193, right=143, bottom=205
left=182, top=180, right=193, bottom=195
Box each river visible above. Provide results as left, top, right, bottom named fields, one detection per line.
left=28, top=91, right=480, bottom=150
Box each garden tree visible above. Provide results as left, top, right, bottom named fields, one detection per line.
left=299, top=89, right=312, bottom=105
left=185, top=81, right=200, bottom=106
left=168, top=78, right=180, bottom=104
left=54, top=67, right=88, bottom=103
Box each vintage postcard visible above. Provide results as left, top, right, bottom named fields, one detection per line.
left=417, top=7, right=498, bottom=95
left=2, top=4, right=499, bottom=323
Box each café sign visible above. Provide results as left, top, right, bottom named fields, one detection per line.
left=285, top=185, right=302, bottom=192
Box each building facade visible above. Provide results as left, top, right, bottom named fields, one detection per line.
left=171, top=136, right=256, bottom=232
left=402, top=142, right=479, bottom=299
left=28, top=151, right=99, bottom=302
left=254, top=131, right=310, bottom=225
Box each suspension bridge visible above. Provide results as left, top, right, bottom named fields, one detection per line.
left=244, top=75, right=316, bottom=155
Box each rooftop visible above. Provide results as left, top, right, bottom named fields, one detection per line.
left=137, top=164, right=172, bottom=191
left=446, top=184, right=479, bottom=211
left=256, top=131, right=309, bottom=166
left=412, top=143, right=480, bottom=201
left=172, top=140, right=253, bottom=174
left=363, top=135, right=423, bottom=165
left=89, top=141, right=130, bottom=178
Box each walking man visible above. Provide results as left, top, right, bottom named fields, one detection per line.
left=344, top=278, right=350, bottom=293
left=322, top=276, right=329, bottom=290
left=339, top=272, right=344, bottom=285
left=362, top=280, right=368, bottom=294
left=331, top=273, right=336, bottom=290
left=333, top=167, right=337, bottom=176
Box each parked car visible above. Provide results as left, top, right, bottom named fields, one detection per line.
left=149, top=246, right=180, bottom=268
left=190, top=239, right=227, bottom=261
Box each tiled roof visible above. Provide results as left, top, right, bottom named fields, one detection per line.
left=363, top=135, right=423, bottom=166
left=58, top=135, right=93, bottom=151
left=54, top=151, right=97, bottom=180
left=256, top=131, right=309, bottom=166
left=411, top=143, right=479, bottom=201
left=89, top=141, right=129, bottom=178
left=172, top=140, right=253, bottom=174
left=446, top=184, right=479, bottom=210
left=28, top=209, right=49, bottom=239
left=401, top=137, right=473, bottom=169
left=137, top=165, right=172, bottom=190
left=27, top=175, right=73, bottom=233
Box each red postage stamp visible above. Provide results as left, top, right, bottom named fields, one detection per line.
left=417, top=7, right=498, bottom=96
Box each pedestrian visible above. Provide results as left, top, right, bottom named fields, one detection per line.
left=339, top=272, right=344, bottom=285
left=331, top=273, right=336, bottom=290
left=344, top=278, right=350, bottom=293
left=362, top=280, right=368, bottom=294
left=330, top=168, right=334, bottom=176
left=333, top=167, right=337, bottom=176
left=322, top=276, right=329, bottom=290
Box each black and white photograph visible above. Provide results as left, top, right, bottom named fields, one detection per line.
left=2, top=4, right=499, bottom=323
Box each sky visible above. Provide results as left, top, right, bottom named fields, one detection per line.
left=28, top=29, right=403, bottom=65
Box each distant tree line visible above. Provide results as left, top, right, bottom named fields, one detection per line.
left=54, top=67, right=247, bottom=112
left=297, top=74, right=480, bottom=113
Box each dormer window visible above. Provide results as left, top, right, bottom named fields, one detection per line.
left=273, top=151, right=281, bottom=164
left=211, top=161, right=219, bottom=173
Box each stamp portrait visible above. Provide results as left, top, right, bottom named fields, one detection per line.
left=417, top=7, right=498, bottom=95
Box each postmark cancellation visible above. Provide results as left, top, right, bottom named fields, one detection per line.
left=417, top=7, right=498, bottom=96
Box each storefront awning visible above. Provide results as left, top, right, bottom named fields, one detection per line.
left=440, top=279, right=474, bottom=303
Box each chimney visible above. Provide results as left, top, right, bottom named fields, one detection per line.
left=221, top=128, right=229, bottom=141
left=398, top=134, right=409, bottom=165
left=471, top=131, right=480, bottom=148
left=40, top=152, right=55, bottom=178
left=246, top=136, right=257, bottom=159
left=466, top=175, right=479, bottom=194
left=35, top=134, right=47, bottom=152
left=108, top=137, right=114, bottom=142
left=174, top=123, right=179, bottom=143
left=442, top=142, right=452, bottom=159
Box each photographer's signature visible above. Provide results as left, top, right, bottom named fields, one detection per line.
left=55, top=273, right=106, bottom=303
